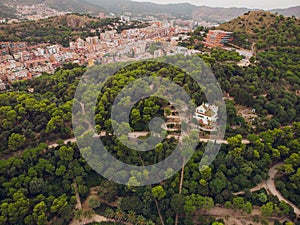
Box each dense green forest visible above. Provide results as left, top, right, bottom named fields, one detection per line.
left=0, top=114, right=299, bottom=224
left=182, top=12, right=300, bottom=136
left=211, top=46, right=300, bottom=128
left=0, top=65, right=85, bottom=156
left=0, top=58, right=299, bottom=224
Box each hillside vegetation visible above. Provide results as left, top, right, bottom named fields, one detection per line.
left=0, top=60, right=299, bottom=224
left=218, top=11, right=300, bottom=49
left=183, top=11, right=300, bottom=136
left=0, top=14, right=145, bottom=46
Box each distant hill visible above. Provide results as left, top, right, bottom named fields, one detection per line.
left=0, top=0, right=299, bottom=22
left=85, top=1, right=299, bottom=21
left=270, top=6, right=300, bottom=18
left=191, top=6, right=253, bottom=22
left=191, top=6, right=300, bottom=22
left=0, top=2, right=15, bottom=18
left=2, top=0, right=104, bottom=15
left=85, top=0, right=196, bottom=16
left=47, top=0, right=104, bottom=14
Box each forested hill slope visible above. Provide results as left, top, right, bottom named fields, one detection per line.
left=186, top=12, right=300, bottom=132
left=218, top=11, right=300, bottom=49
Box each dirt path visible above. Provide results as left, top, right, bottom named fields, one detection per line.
left=1, top=130, right=250, bottom=161
left=77, top=186, right=135, bottom=225
left=266, top=164, right=300, bottom=216
left=234, top=163, right=300, bottom=217
left=48, top=131, right=247, bottom=146
left=196, top=205, right=294, bottom=225
left=69, top=214, right=112, bottom=225
left=73, top=181, right=82, bottom=210
left=196, top=206, right=266, bottom=225
left=82, top=186, right=119, bottom=209
left=69, top=185, right=116, bottom=225
left=48, top=138, right=77, bottom=148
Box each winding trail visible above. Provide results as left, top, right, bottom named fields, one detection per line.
left=234, top=163, right=300, bottom=217
left=46, top=130, right=250, bottom=150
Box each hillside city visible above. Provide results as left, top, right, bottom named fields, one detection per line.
left=0, top=15, right=239, bottom=91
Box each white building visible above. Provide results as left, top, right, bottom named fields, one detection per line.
left=193, top=102, right=218, bottom=126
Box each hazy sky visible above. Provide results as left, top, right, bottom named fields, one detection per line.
left=133, top=0, right=299, bottom=10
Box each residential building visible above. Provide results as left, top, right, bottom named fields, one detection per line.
left=193, top=102, right=218, bottom=126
